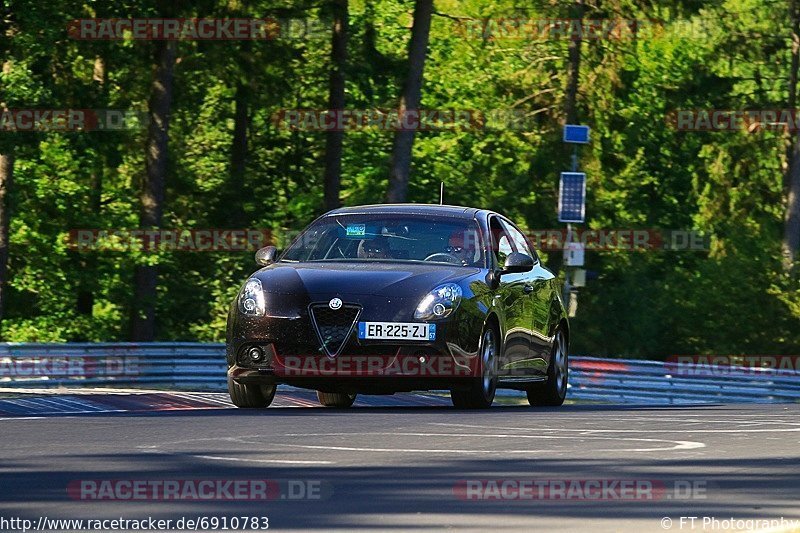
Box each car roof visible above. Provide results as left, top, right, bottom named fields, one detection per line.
left=325, top=204, right=484, bottom=220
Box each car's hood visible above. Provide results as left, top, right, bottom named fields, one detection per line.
left=253, top=261, right=479, bottom=299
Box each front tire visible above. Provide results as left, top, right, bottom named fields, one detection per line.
left=228, top=378, right=276, bottom=408
left=451, top=327, right=498, bottom=409
left=317, top=391, right=357, bottom=408
left=527, top=328, right=568, bottom=406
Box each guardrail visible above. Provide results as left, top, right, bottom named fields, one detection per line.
left=0, top=343, right=798, bottom=404
left=0, top=343, right=224, bottom=389
left=563, top=357, right=800, bottom=404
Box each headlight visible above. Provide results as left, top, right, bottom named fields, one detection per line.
left=415, top=283, right=463, bottom=320
left=238, top=278, right=266, bottom=317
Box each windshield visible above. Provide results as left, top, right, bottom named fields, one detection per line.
left=281, top=214, right=485, bottom=267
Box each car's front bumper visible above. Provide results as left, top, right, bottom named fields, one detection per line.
left=226, top=294, right=485, bottom=393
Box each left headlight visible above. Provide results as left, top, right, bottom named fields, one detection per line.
left=415, top=283, right=463, bottom=320
left=238, top=278, right=266, bottom=317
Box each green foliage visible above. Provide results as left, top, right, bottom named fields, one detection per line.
left=1, top=0, right=798, bottom=358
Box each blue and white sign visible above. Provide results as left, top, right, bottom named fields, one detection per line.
left=563, top=124, right=590, bottom=144
left=346, top=224, right=366, bottom=237
left=558, top=172, right=586, bottom=223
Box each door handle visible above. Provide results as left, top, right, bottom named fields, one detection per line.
left=523, top=284, right=535, bottom=294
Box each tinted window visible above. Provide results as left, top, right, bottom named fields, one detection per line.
left=501, top=219, right=535, bottom=258
left=281, top=215, right=485, bottom=266
left=489, top=217, right=514, bottom=267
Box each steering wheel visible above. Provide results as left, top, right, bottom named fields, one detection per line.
left=423, top=252, right=463, bottom=265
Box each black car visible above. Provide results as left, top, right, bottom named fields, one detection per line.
left=226, top=204, right=569, bottom=409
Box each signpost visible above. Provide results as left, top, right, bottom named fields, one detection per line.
left=563, top=124, right=590, bottom=144
left=571, top=268, right=587, bottom=288
left=561, top=125, right=590, bottom=316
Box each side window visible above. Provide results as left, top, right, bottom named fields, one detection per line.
left=489, top=218, right=515, bottom=267
left=501, top=219, right=536, bottom=259
left=498, top=234, right=513, bottom=264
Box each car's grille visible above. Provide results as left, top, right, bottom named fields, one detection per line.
left=273, top=343, right=322, bottom=357
left=309, top=303, right=361, bottom=357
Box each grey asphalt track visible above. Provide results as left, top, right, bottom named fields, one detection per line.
left=0, top=389, right=799, bottom=532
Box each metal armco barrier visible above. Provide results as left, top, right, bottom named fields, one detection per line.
left=562, top=357, right=800, bottom=404
left=0, top=343, right=225, bottom=389
left=1, top=343, right=799, bottom=404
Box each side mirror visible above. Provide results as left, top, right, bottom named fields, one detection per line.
left=502, top=252, right=535, bottom=274
left=255, top=246, right=278, bottom=266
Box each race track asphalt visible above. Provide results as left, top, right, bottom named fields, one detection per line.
left=0, top=389, right=798, bottom=532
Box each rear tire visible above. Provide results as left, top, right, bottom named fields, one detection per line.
left=317, top=391, right=357, bottom=408
left=527, top=328, right=568, bottom=406
left=228, top=378, right=276, bottom=408
left=451, top=327, right=498, bottom=409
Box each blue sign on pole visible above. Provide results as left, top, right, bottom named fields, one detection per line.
left=563, top=124, right=590, bottom=144
left=558, top=172, right=586, bottom=223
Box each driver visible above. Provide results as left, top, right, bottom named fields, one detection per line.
left=446, top=230, right=478, bottom=266
left=358, top=237, right=391, bottom=259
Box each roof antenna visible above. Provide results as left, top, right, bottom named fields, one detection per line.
left=440, top=182, right=445, bottom=205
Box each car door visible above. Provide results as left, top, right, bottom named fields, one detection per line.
left=500, top=219, right=551, bottom=377
left=489, top=217, right=532, bottom=378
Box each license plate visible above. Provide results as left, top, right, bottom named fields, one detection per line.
left=358, top=322, right=436, bottom=341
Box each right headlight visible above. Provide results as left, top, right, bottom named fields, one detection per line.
left=414, top=283, right=463, bottom=320
left=238, top=278, right=266, bottom=317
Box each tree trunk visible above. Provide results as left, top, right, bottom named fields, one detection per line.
left=77, top=55, right=107, bottom=317
left=386, top=0, right=433, bottom=203
left=785, top=142, right=800, bottom=271
left=0, top=56, right=12, bottom=335
left=323, top=0, right=349, bottom=212
left=131, top=39, right=176, bottom=341
left=0, top=151, right=13, bottom=334
left=785, top=0, right=799, bottom=187
left=229, top=78, right=249, bottom=225
left=783, top=0, right=800, bottom=270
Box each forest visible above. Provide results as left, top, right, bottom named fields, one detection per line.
left=1, top=0, right=799, bottom=359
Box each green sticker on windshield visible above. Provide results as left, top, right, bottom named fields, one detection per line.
left=346, top=224, right=366, bottom=237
